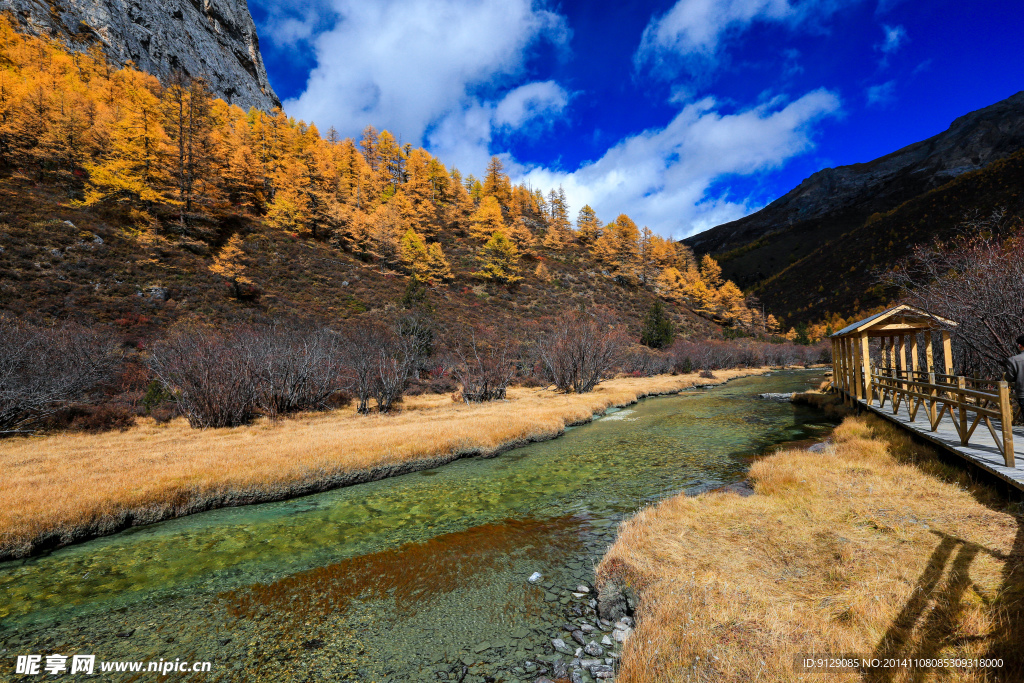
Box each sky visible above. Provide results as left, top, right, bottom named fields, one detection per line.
left=247, top=0, right=1024, bottom=240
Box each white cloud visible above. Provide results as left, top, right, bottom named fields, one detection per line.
left=877, top=24, right=907, bottom=53
left=518, top=89, right=842, bottom=239
left=280, top=0, right=569, bottom=151
left=494, top=81, right=569, bottom=128
left=635, top=0, right=857, bottom=72
left=866, top=80, right=896, bottom=107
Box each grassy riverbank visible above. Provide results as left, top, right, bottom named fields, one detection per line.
left=0, top=369, right=767, bottom=561
left=598, top=406, right=1024, bottom=682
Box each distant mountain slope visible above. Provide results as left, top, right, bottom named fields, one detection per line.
left=748, top=149, right=1024, bottom=324
left=0, top=0, right=278, bottom=110
left=683, top=91, right=1024, bottom=319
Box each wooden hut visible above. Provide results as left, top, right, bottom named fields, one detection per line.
left=830, top=304, right=957, bottom=406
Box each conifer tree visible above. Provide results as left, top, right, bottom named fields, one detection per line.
left=482, top=155, right=512, bottom=209
left=209, top=234, right=255, bottom=298
left=399, top=228, right=430, bottom=280
left=426, top=243, right=454, bottom=283
left=699, top=254, right=723, bottom=289
left=640, top=300, right=675, bottom=349
left=470, top=195, right=505, bottom=240
left=576, top=205, right=602, bottom=245
left=543, top=186, right=572, bottom=248
left=82, top=69, right=170, bottom=207
left=475, top=231, right=522, bottom=284
left=164, top=73, right=219, bottom=226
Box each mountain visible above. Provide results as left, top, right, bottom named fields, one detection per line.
left=683, top=91, right=1024, bottom=322
left=0, top=0, right=278, bottom=110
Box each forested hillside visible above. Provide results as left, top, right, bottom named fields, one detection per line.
left=0, top=14, right=775, bottom=341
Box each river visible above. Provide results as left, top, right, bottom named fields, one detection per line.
left=0, top=370, right=831, bottom=682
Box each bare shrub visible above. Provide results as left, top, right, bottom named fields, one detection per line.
left=539, top=308, right=625, bottom=393
left=621, top=345, right=673, bottom=377
left=342, top=316, right=425, bottom=413
left=882, top=231, right=1024, bottom=378
left=0, top=317, right=122, bottom=435
left=447, top=327, right=517, bottom=402
left=245, top=323, right=348, bottom=418
left=148, top=327, right=261, bottom=428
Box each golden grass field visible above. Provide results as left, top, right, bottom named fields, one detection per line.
left=0, top=369, right=765, bottom=560
left=599, top=404, right=1024, bottom=682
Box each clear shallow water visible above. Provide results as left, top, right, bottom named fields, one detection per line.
left=0, top=371, right=831, bottom=681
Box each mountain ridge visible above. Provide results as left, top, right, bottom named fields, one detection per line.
left=685, top=90, right=1024, bottom=261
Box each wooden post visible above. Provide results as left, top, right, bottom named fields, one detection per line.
left=830, top=339, right=836, bottom=392
left=853, top=334, right=863, bottom=401
left=841, top=337, right=850, bottom=402
left=928, top=371, right=937, bottom=429
left=999, top=381, right=1015, bottom=467
left=898, top=335, right=908, bottom=387
left=957, top=376, right=968, bottom=444
left=910, top=333, right=919, bottom=380
left=861, top=332, right=872, bottom=406
left=942, top=330, right=953, bottom=376
left=925, top=332, right=934, bottom=373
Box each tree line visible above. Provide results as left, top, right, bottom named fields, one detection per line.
left=0, top=15, right=768, bottom=331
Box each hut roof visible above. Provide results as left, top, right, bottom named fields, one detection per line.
left=832, top=304, right=957, bottom=339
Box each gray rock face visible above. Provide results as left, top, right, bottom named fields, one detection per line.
left=2, top=0, right=279, bottom=111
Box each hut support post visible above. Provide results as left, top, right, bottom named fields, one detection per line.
left=861, top=333, right=872, bottom=405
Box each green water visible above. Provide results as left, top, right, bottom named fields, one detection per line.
left=0, top=371, right=832, bottom=681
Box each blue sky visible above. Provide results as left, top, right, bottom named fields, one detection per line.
left=248, top=0, right=1024, bottom=239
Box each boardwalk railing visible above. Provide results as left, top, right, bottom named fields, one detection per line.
left=846, top=368, right=1016, bottom=468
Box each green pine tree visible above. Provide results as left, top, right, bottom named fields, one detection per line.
left=640, top=300, right=675, bottom=349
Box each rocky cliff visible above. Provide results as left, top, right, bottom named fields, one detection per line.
left=1, top=0, right=279, bottom=111
left=685, top=90, right=1024, bottom=257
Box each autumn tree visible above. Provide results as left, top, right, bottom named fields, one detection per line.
left=543, top=187, right=572, bottom=249
left=426, top=243, right=454, bottom=283
left=399, top=228, right=430, bottom=280
left=163, top=73, right=220, bottom=226
left=576, top=205, right=602, bottom=245
left=209, top=234, right=257, bottom=298
left=470, top=195, right=506, bottom=240
left=475, top=231, right=522, bottom=284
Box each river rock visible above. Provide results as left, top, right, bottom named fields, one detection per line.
left=551, top=638, right=574, bottom=656
left=570, top=671, right=585, bottom=683
left=576, top=585, right=590, bottom=593
left=528, top=572, right=543, bottom=583
left=571, top=630, right=586, bottom=645
left=757, top=392, right=794, bottom=402
left=579, top=623, right=595, bottom=633
left=596, top=580, right=637, bottom=622
left=612, top=626, right=633, bottom=643
left=584, top=641, right=603, bottom=656
left=592, top=664, right=615, bottom=679
left=601, top=634, right=612, bottom=646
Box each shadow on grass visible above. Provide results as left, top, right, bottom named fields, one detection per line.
left=866, top=525, right=1024, bottom=682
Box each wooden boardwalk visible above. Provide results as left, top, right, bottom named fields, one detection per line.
left=857, top=396, right=1024, bottom=493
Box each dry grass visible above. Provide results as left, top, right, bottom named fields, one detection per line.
left=599, top=407, right=1024, bottom=682
left=0, top=369, right=763, bottom=560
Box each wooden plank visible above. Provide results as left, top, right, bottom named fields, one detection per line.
left=853, top=333, right=863, bottom=401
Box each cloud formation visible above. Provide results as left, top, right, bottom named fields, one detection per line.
left=635, top=0, right=857, bottom=73
left=520, top=89, right=842, bottom=239
left=866, top=80, right=896, bottom=107
left=877, top=24, right=907, bottom=54
left=280, top=0, right=569, bottom=151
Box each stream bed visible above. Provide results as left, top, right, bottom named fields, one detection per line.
left=0, top=370, right=832, bottom=682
